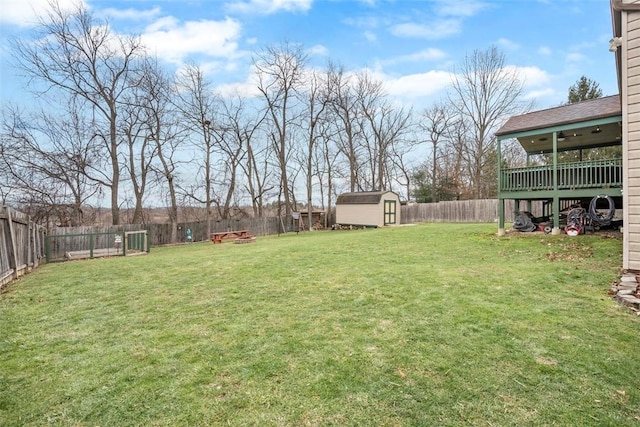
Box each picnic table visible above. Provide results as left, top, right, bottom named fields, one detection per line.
left=211, top=229, right=251, bottom=244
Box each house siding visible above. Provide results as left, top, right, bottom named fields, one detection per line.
left=624, top=2, right=640, bottom=270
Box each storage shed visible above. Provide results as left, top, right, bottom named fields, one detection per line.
left=335, top=191, right=401, bottom=227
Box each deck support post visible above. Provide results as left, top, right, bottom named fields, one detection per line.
left=497, top=135, right=504, bottom=236
left=498, top=198, right=505, bottom=236
left=551, top=132, right=561, bottom=234
left=552, top=195, right=561, bottom=234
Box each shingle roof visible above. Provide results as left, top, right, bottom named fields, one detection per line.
left=496, top=95, right=621, bottom=136
left=336, top=191, right=396, bottom=205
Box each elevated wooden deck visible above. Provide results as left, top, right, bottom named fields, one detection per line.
left=495, top=96, right=623, bottom=234
left=499, top=159, right=622, bottom=199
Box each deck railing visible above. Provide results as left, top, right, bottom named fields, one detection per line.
left=500, top=159, right=622, bottom=192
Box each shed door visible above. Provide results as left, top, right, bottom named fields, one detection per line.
left=384, top=200, right=397, bottom=225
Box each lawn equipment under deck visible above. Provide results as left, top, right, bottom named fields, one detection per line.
left=513, top=194, right=619, bottom=235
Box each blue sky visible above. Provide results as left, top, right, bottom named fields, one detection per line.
left=0, top=0, right=619, bottom=111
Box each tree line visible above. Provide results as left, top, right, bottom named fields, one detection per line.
left=2, top=1, right=555, bottom=241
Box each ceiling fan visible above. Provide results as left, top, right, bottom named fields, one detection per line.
left=557, top=131, right=582, bottom=141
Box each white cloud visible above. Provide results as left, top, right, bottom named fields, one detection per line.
left=405, top=48, right=447, bottom=62
left=173, top=62, right=254, bottom=98
left=517, top=66, right=551, bottom=87
left=145, top=16, right=179, bottom=32
left=524, top=88, right=555, bottom=101
left=99, top=7, right=161, bottom=21
left=308, top=44, right=328, bottom=56
left=380, top=48, right=447, bottom=67
left=497, top=38, right=519, bottom=51
left=343, top=16, right=378, bottom=29
left=387, top=71, right=452, bottom=99
left=196, top=60, right=229, bottom=76
left=510, top=66, right=559, bottom=105
left=538, top=46, right=552, bottom=56
left=386, top=1, right=486, bottom=47
left=225, top=0, right=312, bottom=15
left=390, top=19, right=460, bottom=39
left=0, top=0, right=82, bottom=27
left=364, top=30, right=377, bottom=42
left=342, top=15, right=379, bottom=42
left=364, top=69, right=453, bottom=100
left=433, top=0, right=487, bottom=17
left=566, top=52, right=587, bottom=62
left=141, top=17, right=243, bottom=65
left=215, top=68, right=262, bottom=98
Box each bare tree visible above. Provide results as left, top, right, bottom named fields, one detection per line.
left=317, top=129, right=342, bottom=228
left=327, top=63, right=363, bottom=192
left=357, top=72, right=412, bottom=192
left=174, top=64, right=220, bottom=235
left=297, top=69, right=331, bottom=229
left=0, top=137, right=11, bottom=205
left=446, top=114, right=471, bottom=199
left=1, top=103, right=100, bottom=226
left=418, top=103, right=454, bottom=202
left=208, top=96, right=257, bottom=219
left=356, top=73, right=385, bottom=189
left=243, top=127, right=274, bottom=218
left=219, top=94, right=271, bottom=218
left=120, top=57, right=187, bottom=228
left=254, top=42, right=308, bottom=215
left=388, top=131, right=420, bottom=202
left=449, top=46, right=528, bottom=199
left=11, top=0, right=144, bottom=224
left=120, top=83, right=157, bottom=225
left=138, top=58, right=185, bottom=243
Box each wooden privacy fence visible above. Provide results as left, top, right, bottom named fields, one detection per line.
left=149, top=216, right=285, bottom=246
left=0, top=206, right=46, bottom=288
left=401, top=199, right=545, bottom=224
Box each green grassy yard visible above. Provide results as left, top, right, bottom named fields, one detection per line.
left=1, top=223, right=638, bottom=426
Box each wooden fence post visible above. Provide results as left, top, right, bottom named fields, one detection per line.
left=5, top=207, right=19, bottom=280
left=32, top=223, right=39, bottom=269
left=27, top=216, right=32, bottom=272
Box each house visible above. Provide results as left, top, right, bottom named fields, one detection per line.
left=495, top=0, right=640, bottom=272
left=335, top=191, right=401, bottom=228
left=611, top=0, right=640, bottom=270
left=495, top=96, right=623, bottom=236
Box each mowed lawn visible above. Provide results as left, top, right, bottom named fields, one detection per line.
left=1, top=223, right=638, bottom=426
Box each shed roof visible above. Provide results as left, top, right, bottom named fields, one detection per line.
left=336, top=191, right=397, bottom=205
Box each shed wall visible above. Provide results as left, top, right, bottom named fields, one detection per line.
left=335, top=191, right=401, bottom=227
left=336, top=203, right=382, bottom=227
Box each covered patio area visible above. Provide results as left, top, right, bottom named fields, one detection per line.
left=496, top=95, right=623, bottom=235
